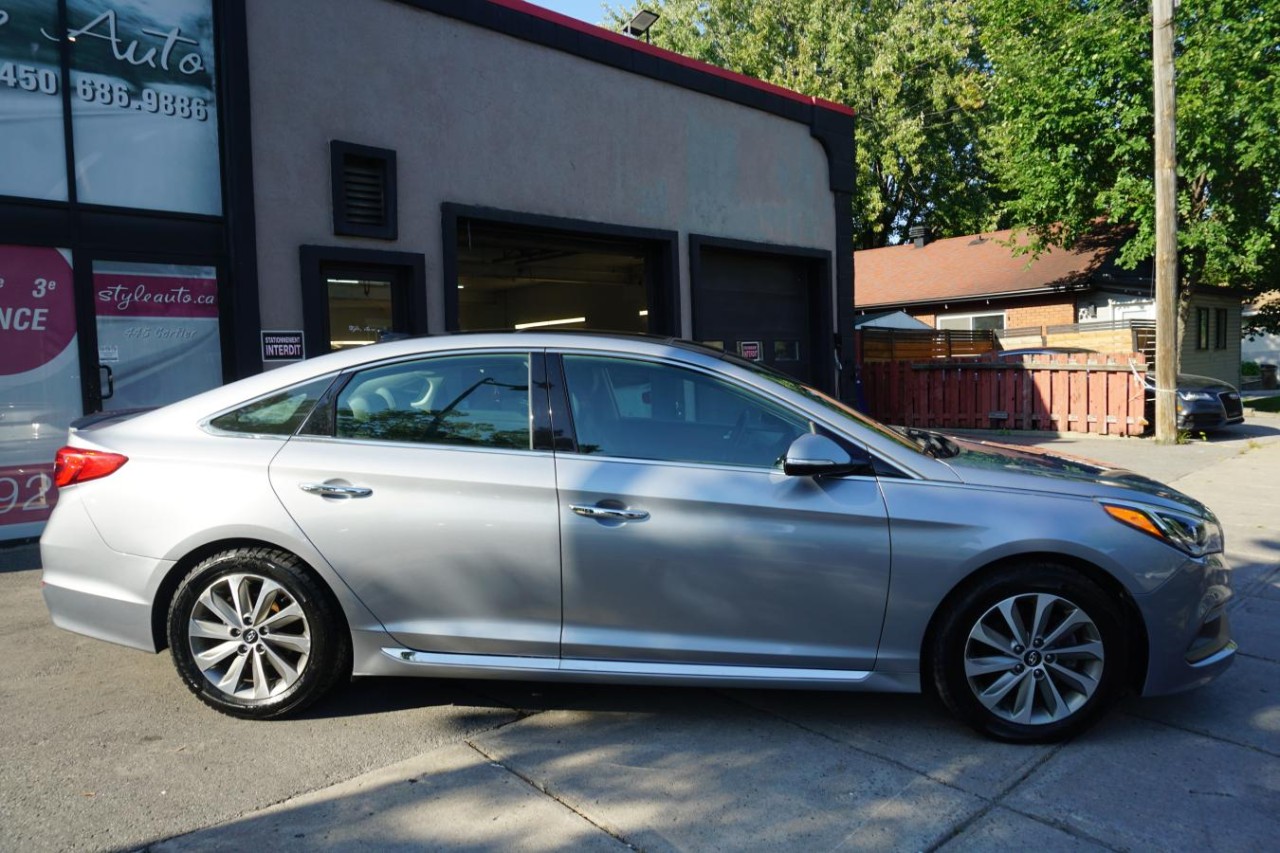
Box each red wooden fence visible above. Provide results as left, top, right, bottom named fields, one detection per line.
left=860, top=352, right=1149, bottom=435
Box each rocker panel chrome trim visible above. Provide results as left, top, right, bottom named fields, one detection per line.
left=380, top=647, right=873, bottom=682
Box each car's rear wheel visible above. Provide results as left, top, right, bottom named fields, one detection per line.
left=167, top=547, right=349, bottom=719
left=930, top=563, right=1127, bottom=743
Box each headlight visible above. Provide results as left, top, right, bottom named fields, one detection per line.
left=1177, top=389, right=1216, bottom=402
left=1102, top=501, right=1224, bottom=556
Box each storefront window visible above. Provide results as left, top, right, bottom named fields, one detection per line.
left=0, top=244, right=80, bottom=539
left=0, top=1, right=69, bottom=201
left=67, top=0, right=221, bottom=214
left=93, top=260, right=222, bottom=409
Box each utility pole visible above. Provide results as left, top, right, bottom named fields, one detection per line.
left=1152, top=0, right=1178, bottom=442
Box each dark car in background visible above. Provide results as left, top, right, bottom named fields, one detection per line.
left=1149, top=373, right=1244, bottom=431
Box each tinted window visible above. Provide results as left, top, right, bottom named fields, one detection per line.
left=208, top=376, right=335, bottom=436
left=335, top=353, right=530, bottom=450
left=562, top=355, right=809, bottom=467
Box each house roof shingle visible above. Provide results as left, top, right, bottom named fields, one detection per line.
left=854, top=227, right=1122, bottom=309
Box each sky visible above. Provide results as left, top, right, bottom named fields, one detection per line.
left=528, top=0, right=611, bottom=26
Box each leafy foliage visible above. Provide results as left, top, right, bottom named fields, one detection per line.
left=605, top=0, right=1280, bottom=328
left=976, top=0, right=1280, bottom=324
left=606, top=0, right=1000, bottom=248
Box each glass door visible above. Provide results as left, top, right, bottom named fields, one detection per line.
left=91, top=260, right=223, bottom=410
left=322, top=265, right=409, bottom=351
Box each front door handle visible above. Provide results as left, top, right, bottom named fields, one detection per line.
left=300, top=482, right=373, bottom=499
left=570, top=504, right=649, bottom=521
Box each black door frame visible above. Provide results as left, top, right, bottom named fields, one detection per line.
left=299, top=245, right=428, bottom=358
left=441, top=203, right=681, bottom=336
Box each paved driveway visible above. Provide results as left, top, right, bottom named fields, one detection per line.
left=2, top=419, right=1278, bottom=851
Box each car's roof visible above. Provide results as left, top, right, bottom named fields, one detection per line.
left=72, top=329, right=961, bottom=485
left=113, top=332, right=763, bottom=429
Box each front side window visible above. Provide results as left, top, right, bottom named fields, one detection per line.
left=561, top=355, right=810, bottom=468
left=335, top=353, right=530, bottom=450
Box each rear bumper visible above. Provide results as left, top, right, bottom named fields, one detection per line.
left=42, top=581, right=157, bottom=651
left=1138, top=551, right=1236, bottom=696
left=39, top=492, right=171, bottom=653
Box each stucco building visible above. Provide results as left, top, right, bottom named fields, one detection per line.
left=0, top=0, right=855, bottom=541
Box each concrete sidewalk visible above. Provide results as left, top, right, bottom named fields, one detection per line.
left=151, top=416, right=1280, bottom=852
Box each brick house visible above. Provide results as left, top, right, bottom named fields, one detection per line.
left=854, top=227, right=1244, bottom=385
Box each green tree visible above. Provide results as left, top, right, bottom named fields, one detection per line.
left=978, top=0, right=1280, bottom=326
left=606, top=0, right=998, bottom=248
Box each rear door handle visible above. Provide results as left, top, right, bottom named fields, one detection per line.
left=570, top=504, right=649, bottom=521
left=300, top=482, right=373, bottom=499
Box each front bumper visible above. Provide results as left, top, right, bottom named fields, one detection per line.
left=1137, top=551, right=1236, bottom=696
left=1176, top=395, right=1244, bottom=430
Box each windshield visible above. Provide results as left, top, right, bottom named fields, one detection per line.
left=730, top=358, right=926, bottom=456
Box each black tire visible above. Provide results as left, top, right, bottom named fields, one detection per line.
left=929, top=562, right=1128, bottom=743
left=167, top=547, right=351, bottom=719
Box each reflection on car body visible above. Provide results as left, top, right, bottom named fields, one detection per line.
left=41, top=333, right=1235, bottom=742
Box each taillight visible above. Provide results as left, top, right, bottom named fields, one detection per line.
left=53, top=447, right=129, bottom=488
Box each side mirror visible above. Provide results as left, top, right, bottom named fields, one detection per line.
left=783, top=434, right=870, bottom=477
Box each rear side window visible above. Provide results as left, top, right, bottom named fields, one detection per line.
left=335, top=352, right=531, bottom=450
left=208, top=376, right=335, bottom=436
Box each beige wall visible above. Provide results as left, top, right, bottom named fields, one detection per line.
left=245, top=0, right=836, bottom=341
left=1179, top=291, right=1243, bottom=386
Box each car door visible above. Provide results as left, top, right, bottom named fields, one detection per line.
left=553, top=352, right=892, bottom=671
left=270, top=349, right=562, bottom=657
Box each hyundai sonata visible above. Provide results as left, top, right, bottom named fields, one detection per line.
left=40, top=333, right=1235, bottom=742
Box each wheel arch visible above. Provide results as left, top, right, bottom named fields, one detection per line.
left=919, top=551, right=1150, bottom=697
left=150, top=538, right=351, bottom=652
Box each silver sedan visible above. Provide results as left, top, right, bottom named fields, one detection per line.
left=40, top=333, right=1236, bottom=742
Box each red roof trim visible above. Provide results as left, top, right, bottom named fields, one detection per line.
left=487, top=0, right=855, bottom=117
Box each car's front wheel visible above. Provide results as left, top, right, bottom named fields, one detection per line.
left=930, top=563, right=1128, bottom=743
left=167, top=547, right=350, bottom=719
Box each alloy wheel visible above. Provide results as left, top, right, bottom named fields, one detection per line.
left=962, top=592, right=1105, bottom=726
left=187, top=572, right=312, bottom=701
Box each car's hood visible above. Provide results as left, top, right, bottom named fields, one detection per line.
left=933, top=433, right=1209, bottom=515
left=1144, top=373, right=1238, bottom=392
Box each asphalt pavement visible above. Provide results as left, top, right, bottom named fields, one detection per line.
left=2, top=413, right=1278, bottom=852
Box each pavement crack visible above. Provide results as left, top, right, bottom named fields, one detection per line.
left=995, top=805, right=1129, bottom=852
left=923, top=742, right=1069, bottom=852
left=464, top=740, right=640, bottom=851
left=715, top=690, right=986, bottom=802
left=1237, top=649, right=1280, bottom=665
left=1121, top=709, right=1280, bottom=759
left=490, top=708, right=545, bottom=731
